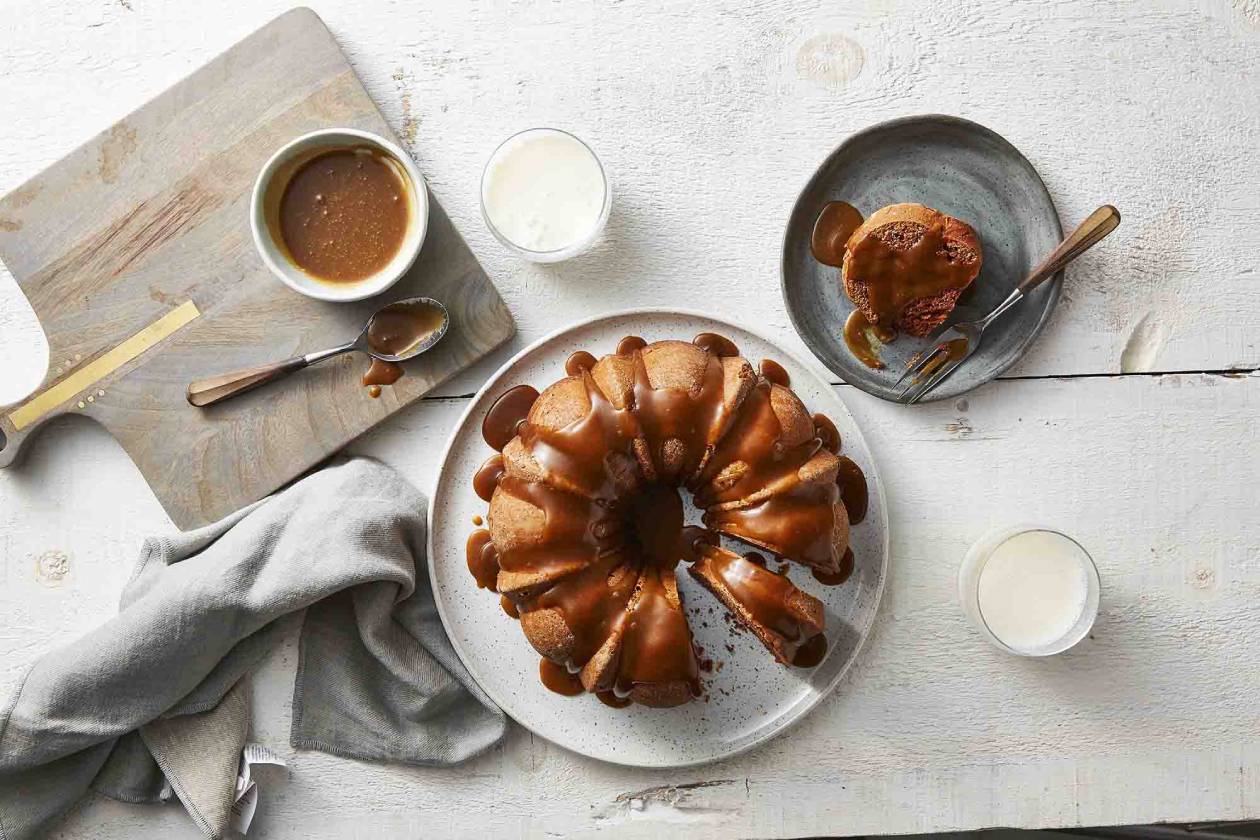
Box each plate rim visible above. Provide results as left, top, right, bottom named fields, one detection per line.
left=426, top=307, right=890, bottom=768
left=779, top=112, right=1065, bottom=403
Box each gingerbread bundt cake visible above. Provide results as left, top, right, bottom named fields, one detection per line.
left=468, top=334, right=865, bottom=707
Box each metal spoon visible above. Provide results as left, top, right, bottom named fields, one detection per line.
left=186, top=296, right=449, bottom=407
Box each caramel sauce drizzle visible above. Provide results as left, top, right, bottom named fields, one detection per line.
left=693, top=332, right=740, bottom=357
left=758, top=358, right=790, bottom=388
left=465, top=530, right=499, bottom=591
left=482, top=385, right=539, bottom=451
left=812, top=413, right=841, bottom=454
left=616, top=335, right=647, bottom=355
left=473, top=453, right=505, bottom=503
left=692, top=380, right=842, bottom=573
left=791, top=633, right=828, bottom=668
left=843, top=310, right=894, bottom=371
left=539, top=658, right=584, bottom=696
left=836, top=456, right=868, bottom=525
left=610, top=564, right=701, bottom=700
left=812, top=547, right=854, bottom=586
left=846, top=221, right=975, bottom=328
left=362, top=358, right=404, bottom=391
left=564, top=350, right=597, bottom=377
left=810, top=201, right=864, bottom=268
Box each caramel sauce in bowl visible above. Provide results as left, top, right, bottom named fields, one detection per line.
left=251, top=128, right=430, bottom=302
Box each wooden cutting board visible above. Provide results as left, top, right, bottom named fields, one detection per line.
left=0, top=7, right=513, bottom=529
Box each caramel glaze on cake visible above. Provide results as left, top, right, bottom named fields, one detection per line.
left=842, top=203, right=982, bottom=338
left=467, top=333, right=867, bottom=707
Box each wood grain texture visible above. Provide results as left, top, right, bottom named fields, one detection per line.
left=1, top=1, right=1258, bottom=837
left=0, top=8, right=513, bottom=528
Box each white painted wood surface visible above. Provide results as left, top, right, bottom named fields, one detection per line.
left=2, top=2, right=1258, bottom=838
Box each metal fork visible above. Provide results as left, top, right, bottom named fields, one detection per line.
left=895, top=204, right=1121, bottom=404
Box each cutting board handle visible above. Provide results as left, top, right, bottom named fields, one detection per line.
left=0, top=415, right=19, bottom=468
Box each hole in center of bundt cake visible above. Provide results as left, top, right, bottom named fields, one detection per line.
left=624, top=483, right=685, bottom=566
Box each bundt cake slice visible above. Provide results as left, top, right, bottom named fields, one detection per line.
left=842, top=203, right=982, bottom=337
left=591, top=340, right=755, bottom=485
left=515, top=551, right=641, bottom=670
left=687, top=544, right=825, bottom=665
left=694, top=377, right=849, bottom=576
left=488, top=476, right=622, bottom=599
left=580, top=562, right=700, bottom=707
left=693, top=378, right=837, bottom=508
left=702, top=463, right=850, bottom=577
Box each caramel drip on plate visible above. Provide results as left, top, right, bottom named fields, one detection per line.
left=836, top=455, right=868, bottom=525
left=791, top=633, right=828, bottom=668
left=812, top=413, right=840, bottom=454
left=564, top=350, right=597, bottom=376
left=759, top=358, right=790, bottom=388
left=465, top=529, right=499, bottom=590
left=692, top=332, right=739, bottom=357
left=679, top=524, right=717, bottom=564
left=843, top=310, right=894, bottom=371
left=812, top=547, right=854, bottom=586
left=597, top=690, right=632, bottom=708
left=616, top=335, right=647, bottom=355
left=482, top=385, right=539, bottom=451
left=810, top=201, right=864, bottom=268
left=473, top=453, right=505, bottom=502
left=539, top=658, right=584, bottom=695
left=846, top=220, right=976, bottom=327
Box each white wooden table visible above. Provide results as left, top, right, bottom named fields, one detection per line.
left=2, top=2, right=1258, bottom=837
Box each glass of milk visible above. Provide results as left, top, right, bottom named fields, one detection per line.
left=958, top=525, right=1100, bottom=656
left=480, top=127, right=611, bottom=263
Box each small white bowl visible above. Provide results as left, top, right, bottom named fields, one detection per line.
left=250, top=128, right=430, bottom=302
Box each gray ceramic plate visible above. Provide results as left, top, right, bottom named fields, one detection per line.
left=782, top=114, right=1063, bottom=402
left=428, top=310, right=888, bottom=768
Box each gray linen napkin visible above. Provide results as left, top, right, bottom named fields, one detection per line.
left=0, top=457, right=507, bottom=840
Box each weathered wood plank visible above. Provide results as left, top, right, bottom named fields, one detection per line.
left=3, top=0, right=1257, bottom=395
left=5, top=372, right=1258, bottom=838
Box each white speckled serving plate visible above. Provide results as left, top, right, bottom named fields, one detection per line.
left=428, top=310, right=889, bottom=768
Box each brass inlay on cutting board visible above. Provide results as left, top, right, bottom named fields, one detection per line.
left=6, top=300, right=200, bottom=431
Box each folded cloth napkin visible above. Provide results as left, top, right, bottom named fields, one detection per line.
left=0, top=457, right=507, bottom=840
